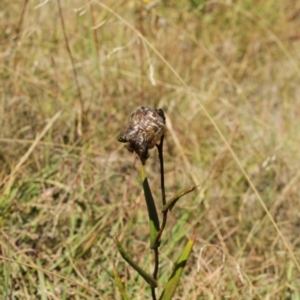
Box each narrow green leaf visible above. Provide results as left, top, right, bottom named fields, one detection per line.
left=113, top=265, right=130, bottom=300
left=162, top=185, right=199, bottom=212
left=114, top=236, right=158, bottom=288
left=141, top=164, right=160, bottom=249
left=159, top=237, right=195, bottom=300
left=37, top=259, right=47, bottom=300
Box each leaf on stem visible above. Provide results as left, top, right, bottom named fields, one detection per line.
left=162, top=185, right=200, bottom=212
left=141, top=164, right=160, bottom=249
left=159, top=237, right=195, bottom=300
left=114, top=236, right=158, bottom=288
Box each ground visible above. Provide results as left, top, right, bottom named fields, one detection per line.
left=1, top=0, right=300, bottom=299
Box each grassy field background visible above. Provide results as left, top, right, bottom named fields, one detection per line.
left=1, top=0, right=300, bottom=299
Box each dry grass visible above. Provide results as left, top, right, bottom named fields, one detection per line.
left=1, top=0, right=300, bottom=299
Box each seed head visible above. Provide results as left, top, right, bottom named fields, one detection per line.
left=118, top=106, right=166, bottom=164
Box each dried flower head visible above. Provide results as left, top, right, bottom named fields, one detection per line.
left=118, top=106, right=166, bottom=164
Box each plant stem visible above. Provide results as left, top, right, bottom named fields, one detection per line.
left=151, top=287, right=157, bottom=300
left=151, top=135, right=167, bottom=300
left=157, top=135, right=166, bottom=206
left=154, top=135, right=169, bottom=247
left=151, top=246, right=159, bottom=300
left=152, top=247, right=159, bottom=279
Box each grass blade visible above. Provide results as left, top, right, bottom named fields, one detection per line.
left=159, top=236, right=195, bottom=300
left=37, top=259, right=47, bottom=300
left=114, top=236, right=158, bottom=288
left=113, top=265, right=130, bottom=300
left=140, top=164, right=160, bottom=249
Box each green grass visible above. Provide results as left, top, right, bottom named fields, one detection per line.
left=1, top=0, right=300, bottom=299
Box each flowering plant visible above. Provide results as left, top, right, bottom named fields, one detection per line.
left=115, top=106, right=197, bottom=300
